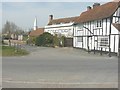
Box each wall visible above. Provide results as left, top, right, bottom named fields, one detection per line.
left=44, top=23, right=74, bottom=38
left=73, top=16, right=120, bottom=53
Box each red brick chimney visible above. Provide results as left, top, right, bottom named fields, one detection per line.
left=49, top=15, right=53, bottom=22
left=87, top=6, right=92, bottom=11
left=93, top=3, right=100, bottom=9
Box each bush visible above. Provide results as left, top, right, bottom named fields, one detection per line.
left=27, top=36, right=36, bottom=45
left=35, top=32, right=53, bottom=46
left=23, top=35, right=28, bottom=41
left=53, top=34, right=59, bottom=47
left=53, top=35, right=65, bottom=47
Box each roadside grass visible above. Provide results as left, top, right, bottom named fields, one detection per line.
left=1, top=46, right=29, bottom=56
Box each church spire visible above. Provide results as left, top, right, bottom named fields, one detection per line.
left=33, top=17, right=37, bottom=30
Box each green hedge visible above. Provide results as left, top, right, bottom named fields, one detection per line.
left=53, top=34, right=59, bottom=47
left=35, top=32, right=53, bottom=46
left=34, top=32, right=66, bottom=47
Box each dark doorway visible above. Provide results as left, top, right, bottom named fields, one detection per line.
left=64, top=38, right=73, bottom=47
left=87, top=36, right=92, bottom=51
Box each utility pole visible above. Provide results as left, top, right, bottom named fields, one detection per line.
left=109, top=17, right=112, bottom=57
left=8, top=30, right=11, bottom=46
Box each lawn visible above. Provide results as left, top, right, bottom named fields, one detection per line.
left=1, top=45, right=29, bottom=56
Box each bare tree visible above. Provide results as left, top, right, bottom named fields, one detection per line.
left=2, top=21, right=12, bottom=46
left=2, top=21, right=25, bottom=35
left=2, top=21, right=25, bottom=46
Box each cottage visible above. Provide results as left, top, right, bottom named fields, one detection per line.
left=73, top=1, right=120, bottom=56
left=44, top=15, right=79, bottom=38
left=29, top=28, right=44, bottom=37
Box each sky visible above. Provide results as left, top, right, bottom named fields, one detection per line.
left=1, top=1, right=111, bottom=32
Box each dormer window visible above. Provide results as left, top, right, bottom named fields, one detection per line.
left=70, top=21, right=73, bottom=23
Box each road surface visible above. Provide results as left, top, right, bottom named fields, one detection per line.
left=2, top=46, right=118, bottom=88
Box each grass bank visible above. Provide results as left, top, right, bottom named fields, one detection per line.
left=1, top=46, right=29, bottom=56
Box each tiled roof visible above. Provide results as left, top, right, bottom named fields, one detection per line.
left=112, top=23, right=120, bottom=31
left=113, top=0, right=120, bottom=2
left=48, top=16, right=79, bottom=25
left=29, top=28, right=44, bottom=37
left=75, top=2, right=120, bottom=23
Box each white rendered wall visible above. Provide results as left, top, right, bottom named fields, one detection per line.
left=45, top=23, right=74, bottom=38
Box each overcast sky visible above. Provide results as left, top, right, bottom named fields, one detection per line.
left=1, top=1, right=111, bottom=32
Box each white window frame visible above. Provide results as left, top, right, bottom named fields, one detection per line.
left=98, top=36, right=109, bottom=48
left=96, top=20, right=102, bottom=28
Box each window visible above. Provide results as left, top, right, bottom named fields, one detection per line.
left=61, top=30, right=63, bottom=32
left=98, top=36, right=109, bottom=47
left=96, top=20, right=102, bottom=27
left=64, top=29, right=68, bottom=32
left=118, top=17, right=120, bottom=23
left=77, top=37, right=83, bottom=42
left=77, top=25, right=83, bottom=30
left=77, top=30, right=83, bottom=36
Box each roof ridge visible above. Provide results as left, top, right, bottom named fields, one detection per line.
left=51, top=16, right=79, bottom=21
left=75, top=1, right=119, bottom=23
left=81, top=2, right=118, bottom=14
left=48, top=16, right=79, bottom=25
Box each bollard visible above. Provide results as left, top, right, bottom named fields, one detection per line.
left=100, top=47, right=102, bottom=56
left=88, top=46, right=90, bottom=53
left=109, top=48, right=111, bottom=57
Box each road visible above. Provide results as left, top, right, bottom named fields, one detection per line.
left=2, top=46, right=118, bottom=88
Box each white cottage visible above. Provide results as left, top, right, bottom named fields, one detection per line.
left=73, top=2, right=120, bottom=56
left=44, top=15, right=79, bottom=38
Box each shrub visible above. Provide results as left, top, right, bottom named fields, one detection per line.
left=53, top=34, right=59, bottom=47
left=35, top=32, right=53, bottom=46
left=23, top=35, right=28, bottom=41
left=53, top=35, right=65, bottom=47
left=27, top=36, right=36, bottom=45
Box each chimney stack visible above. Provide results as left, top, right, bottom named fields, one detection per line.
left=87, top=6, right=92, bottom=11
left=49, top=15, right=53, bottom=22
left=93, top=3, right=100, bottom=8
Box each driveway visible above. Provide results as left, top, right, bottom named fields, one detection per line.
left=2, top=46, right=118, bottom=88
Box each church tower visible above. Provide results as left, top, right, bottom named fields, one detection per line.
left=33, top=17, right=37, bottom=30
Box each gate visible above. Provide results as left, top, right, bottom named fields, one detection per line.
left=64, top=38, right=73, bottom=47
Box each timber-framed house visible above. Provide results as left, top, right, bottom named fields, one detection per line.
left=73, top=1, right=120, bottom=56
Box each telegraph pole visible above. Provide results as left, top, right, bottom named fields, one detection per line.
left=8, top=30, right=11, bottom=46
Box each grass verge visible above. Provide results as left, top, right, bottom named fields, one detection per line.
left=1, top=46, right=29, bottom=56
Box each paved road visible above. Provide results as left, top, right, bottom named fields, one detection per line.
left=2, top=46, right=118, bottom=88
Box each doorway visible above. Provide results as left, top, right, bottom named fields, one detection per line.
left=87, top=36, right=92, bottom=51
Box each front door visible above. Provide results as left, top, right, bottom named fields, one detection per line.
left=87, top=36, right=92, bottom=51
